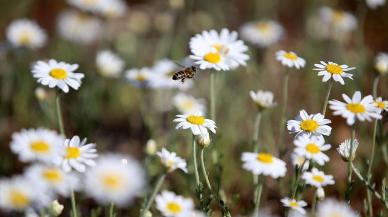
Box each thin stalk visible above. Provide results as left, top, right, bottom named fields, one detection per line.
left=193, top=136, right=200, bottom=186
left=210, top=72, right=216, bottom=121
left=141, top=174, right=166, bottom=217
left=346, top=127, right=356, bottom=203
left=200, top=149, right=212, bottom=191
left=55, top=94, right=65, bottom=136
left=372, top=76, right=380, bottom=97
left=253, top=176, right=263, bottom=215
left=291, top=160, right=307, bottom=199
left=109, top=203, right=115, bottom=217
left=322, top=80, right=334, bottom=116
left=70, top=191, right=78, bottom=217
left=252, top=112, right=262, bottom=152
left=311, top=191, right=318, bottom=214
left=279, top=70, right=289, bottom=148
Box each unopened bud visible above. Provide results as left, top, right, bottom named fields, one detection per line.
left=317, top=187, right=325, bottom=200
left=144, top=210, right=152, bottom=217
left=145, top=139, right=157, bottom=155
left=337, top=139, right=359, bottom=162
left=196, top=133, right=211, bottom=148
left=35, top=87, right=47, bottom=101
left=47, top=200, right=64, bottom=216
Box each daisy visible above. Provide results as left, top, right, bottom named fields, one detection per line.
left=276, top=50, right=305, bottom=69
left=374, top=97, right=388, bottom=113
left=84, top=154, right=145, bottom=206
left=294, top=134, right=331, bottom=165
left=155, top=191, right=195, bottom=217
left=10, top=128, right=64, bottom=164
left=32, top=59, right=85, bottom=93
left=291, top=153, right=309, bottom=171
left=189, top=28, right=249, bottom=71
left=173, top=93, right=206, bottom=115
left=329, top=91, right=382, bottom=125
left=6, top=19, right=47, bottom=49
left=173, top=113, right=216, bottom=136
left=241, top=152, right=287, bottom=178
left=375, top=52, right=388, bottom=75
left=366, top=0, right=386, bottom=9
left=287, top=110, right=331, bottom=137
left=337, top=138, right=359, bottom=161
left=96, top=50, right=124, bottom=78
left=302, top=168, right=335, bottom=188
left=156, top=148, right=188, bottom=173
left=316, top=199, right=359, bottom=217
left=60, top=136, right=98, bottom=173
left=24, top=164, right=80, bottom=197
left=125, top=67, right=156, bottom=89
left=249, top=90, right=276, bottom=111
left=280, top=197, right=307, bottom=215
left=239, top=20, right=284, bottom=48
left=320, top=7, right=357, bottom=34
left=313, top=61, right=355, bottom=85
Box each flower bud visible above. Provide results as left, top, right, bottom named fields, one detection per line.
left=196, top=133, right=211, bottom=148
left=35, top=87, right=47, bottom=101
left=144, top=210, right=152, bottom=217
left=337, top=139, right=359, bottom=162
left=47, top=200, right=64, bottom=216
left=316, top=187, right=325, bottom=200
left=145, top=139, right=157, bottom=155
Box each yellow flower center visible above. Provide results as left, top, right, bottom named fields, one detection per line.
left=375, top=101, right=385, bottom=109
left=256, top=153, right=273, bottom=164
left=346, top=103, right=366, bottom=114
left=30, top=140, right=50, bottom=153
left=289, top=201, right=299, bottom=207
left=136, top=73, right=147, bottom=81
left=65, top=147, right=81, bottom=159
left=181, top=100, right=195, bottom=111
left=186, top=115, right=205, bottom=125
left=166, top=202, right=182, bottom=214
left=306, top=143, right=320, bottom=154
left=50, top=68, right=68, bottom=79
left=300, top=119, right=319, bottom=132
left=332, top=11, right=345, bottom=23
left=18, top=31, right=31, bottom=45
left=9, top=190, right=30, bottom=209
left=42, top=168, right=62, bottom=183
left=312, top=175, right=325, bottom=183
left=283, top=52, right=298, bottom=61
left=255, top=22, right=270, bottom=33
left=325, top=64, right=343, bottom=75
left=204, top=52, right=221, bottom=64
left=102, top=173, right=123, bottom=190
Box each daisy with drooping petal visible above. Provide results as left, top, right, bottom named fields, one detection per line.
left=96, top=50, right=124, bottom=78
left=189, top=28, right=249, bottom=71
left=239, top=20, right=284, bottom=48
left=10, top=128, right=64, bottom=164
left=276, top=50, right=305, bottom=69
left=316, top=199, right=359, bottom=217
left=329, top=91, right=382, bottom=125
left=291, top=153, right=309, bottom=171
left=60, top=136, right=98, bottom=173
left=313, top=61, right=355, bottom=85
left=241, top=152, right=287, bottom=178
left=125, top=67, right=156, bottom=89
left=32, top=59, right=85, bottom=93
left=249, top=90, right=276, bottom=111
left=337, top=138, right=359, bottom=161
left=302, top=168, right=335, bottom=188
left=294, top=134, right=331, bottom=165
left=84, top=154, right=145, bottom=206
left=366, top=0, right=386, bottom=9
left=6, top=19, right=47, bottom=49
left=287, top=110, right=332, bottom=138
left=173, top=113, right=216, bottom=136
left=155, top=191, right=195, bottom=217
left=375, top=52, right=388, bottom=75
left=374, top=97, right=388, bottom=113
left=280, top=197, right=307, bottom=215
left=156, top=148, right=188, bottom=173
left=173, top=93, right=206, bottom=115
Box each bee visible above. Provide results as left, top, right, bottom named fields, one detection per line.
left=172, top=65, right=199, bottom=83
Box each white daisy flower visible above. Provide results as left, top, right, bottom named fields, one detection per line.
left=96, top=50, right=124, bottom=78
left=294, top=134, right=331, bottom=166
left=241, top=152, right=287, bottom=178
left=280, top=197, right=307, bottom=215
left=60, top=136, right=98, bottom=173
left=275, top=50, right=306, bottom=69
left=24, top=164, right=80, bottom=197
left=84, top=154, right=145, bottom=206
left=6, top=19, right=47, bottom=49
left=366, top=0, right=386, bottom=9
left=189, top=28, right=249, bottom=71
left=32, top=59, right=84, bottom=93
left=316, top=199, right=360, bottom=217
left=374, top=97, right=388, bottom=113
left=329, top=91, right=382, bottom=125
left=10, top=128, right=64, bottom=164
left=173, top=113, right=216, bottom=136
left=302, top=168, right=335, bottom=188
left=287, top=110, right=332, bottom=137
left=291, top=153, right=309, bottom=171
left=313, top=61, right=355, bottom=85
left=125, top=67, right=157, bottom=89
left=375, top=52, right=388, bottom=75
left=173, top=93, right=206, bottom=115
left=156, top=148, right=188, bottom=173
left=320, top=7, right=357, bottom=34
left=337, top=138, right=359, bottom=161
left=239, top=20, right=284, bottom=48
left=57, top=10, right=102, bottom=44
left=155, top=191, right=195, bottom=217
left=249, top=90, right=276, bottom=110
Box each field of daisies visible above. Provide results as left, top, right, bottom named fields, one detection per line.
left=1, top=0, right=388, bottom=216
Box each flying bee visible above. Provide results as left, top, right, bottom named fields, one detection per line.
left=172, top=65, right=199, bottom=83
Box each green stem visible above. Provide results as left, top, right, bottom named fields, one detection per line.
left=279, top=70, right=289, bottom=148
left=70, top=191, right=78, bottom=217
left=141, top=174, right=166, bottom=217
left=109, top=202, right=115, bottom=217
left=372, top=76, right=380, bottom=97
left=311, top=190, right=318, bottom=214
left=193, top=136, right=200, bottom=186
left=322, top=80, right=333, bottom=116
left=346, top=127, right=356, bottom=203
left=253, top=176, right=263, bottom=215
left=200, top=148, right=212, bottom=191
left=252, top=112, right=262, bottom=152
left=55, top=94, right=65, bottom=136
left=210, top=72, right=216, bottom=121
left=291, top=160, right=307, bottom=199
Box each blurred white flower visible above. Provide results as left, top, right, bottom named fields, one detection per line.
left=155, top=191, right=195, bottom=217
left=313, top=61, right=355, bottom=85
left=60, top=136, right=98, bottom=173
left=280, top=197, right=307, bottom=215
left=241, top=152, right=287, bottom=178
left=375, top=52, right=388, bottom=75
left=156, top=148, right=188, bottom=173
left=173, top=113, right=216, bottom=136
left=34, top=87, right=48, bottom=102
left=302, top=168, right=335, bottom=188
left=320, top=7, right=357, bottom=35
left=366, top=0, right=386, bottom=9
left=173, top=93, right=206, bottom=115
left=84, top=154, right=145, bottom=206
left=291, top=153, right=309, bottom=171
left=329, top=91, right=382, bottom=125
left=276, top=50, right=306, bottom=69
left=316, top=199, right=359, bottom=217
left=189, top=28, right=249, bottom=71
left=32, top=59, right=84, bottom=93
left=125, top=67, right=156, bottom=89
left=249, top=90, right=276, bottom=111
left=294, top=134, right=331, bottom=166
left=6, top=19, right=47, bottom=49
left=287, top=110, right=331, bottom=138
left=96, top=50, right=124, bottom=78
left=10, top=128, right=64, bottom=164
left=316, top=187, right=325, bottom=200
left=239, top=20, right=284, bottom=48
left=374, top=97, right=388, bottom=113
left=47, top=200, right=64, bottom=216
left=337, top=138, right=359, bottom=161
